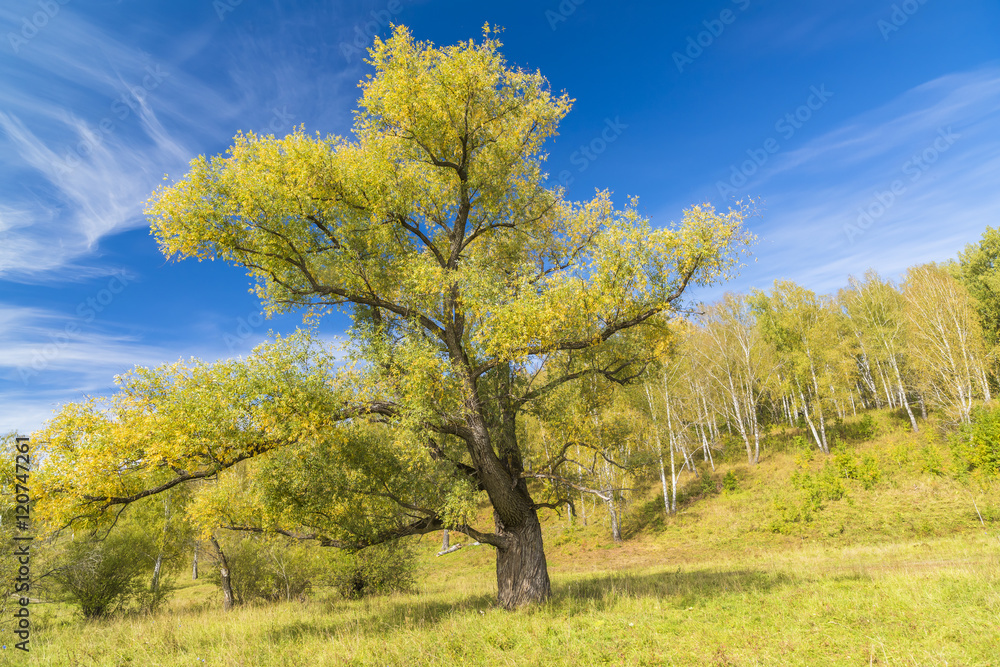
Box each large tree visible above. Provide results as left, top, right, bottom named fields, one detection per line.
left=67, top=26, right=754, bottom=608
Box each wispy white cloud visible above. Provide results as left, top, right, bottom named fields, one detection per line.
left=690, top=65, right=1000, bottom=297
left=0, top=3, right=365, bottom=283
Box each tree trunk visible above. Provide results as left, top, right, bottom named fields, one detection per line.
left=192, top=544, right=198, bottom=580
left=889, top=355, right=919, bottom=432
left=494, top=508, right=551, bottom=610
left=465, top=365, right=552, bottom=609
left=644, top=383, right=673, bottom=515
left=209, top=535, right=235, bottom=610
left=799, top=385, right=825, bottom=453
left=441, top=529, right=450, bottom=551
left=151, top=554, right=163, bottom=593
left=606, top=492, right=623, bottom=542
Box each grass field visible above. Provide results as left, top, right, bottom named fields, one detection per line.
left=10, top=411, right=1000, bottom=666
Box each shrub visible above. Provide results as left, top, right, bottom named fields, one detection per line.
left=791, top=463, right=846, bottom=505
left=952, top=405, right=1000, bottom=476
left=722, top=470, right=738, bottom=492
left=856, top=413, right=879, bottom=440
left=919, top=444, right=947, bottom=476
left=858, top=454, right=882, bottom=490
left=52, top=531, right=157, bottom=618
left=209, top=535, right=330, bottom=604
left=327, top=541, right=416, bottom=599
left=834, top=451, right=858, bottom=480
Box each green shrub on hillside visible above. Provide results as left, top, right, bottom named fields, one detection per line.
left=952, top=405, right=1000, bottom=476
left=52, top=530, right=163, bottom=618
left=858, top=454, right=882, bottom=489
left=722, top=470, right=738, bottom=492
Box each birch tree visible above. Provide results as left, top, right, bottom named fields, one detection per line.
left=840, top=270, right=919, bottom=431
left=903, top=265, right=991, bottom=424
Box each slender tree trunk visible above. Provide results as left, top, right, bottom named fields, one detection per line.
left=668, top=434, right=677, bottom=513
left=799, top=384, right=825, bottom=453
left=192, top=543, right=198, bottom=580
left=889, top=356, right=919, bottom=432
left=644, top=384, right=672, bottom=515
left=150, top=497, right=170, bottom=593
left=918, top=392, right=928, bottom=419
left=151, top=554, right=163, bottom=593
left=876, top=359, right=895, bottom=408
left=209, top=535, right=235, bottom=610
left=808, top=359, right=828, bottom=453
left=664, top=387, right=679, bottom=512
left=606, top=486, right=622, bottom=542
left=897, top=380, right=919, bottom=432
left=697, top=419, right=715, bottom=471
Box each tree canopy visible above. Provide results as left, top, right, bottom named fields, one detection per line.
left=40, top=25, right=753, bottom=609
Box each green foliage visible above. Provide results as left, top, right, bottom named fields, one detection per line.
left=951, top=405, right=1000, bottom=476
left=856, top=413, right=879, bottom=440
left=950, top=225, right=1000, bottom=347
left=791, top=463, right=846, bottom=506
left=697, top=468, right=717, bottom=496
left=834, top=450, right=858, bottom=480
left=918, top=444, right=947, bottom=476
left=52, top=530, right=165, bottom=618
left=327, top=542, right=416, bottom=600
left=793, top=447, right=814, bottom=468
left=858, top=454, right=883, bottom=490
left=722, top=470, right=738, bottom=492
left=208, top=535, right=332, bottom=604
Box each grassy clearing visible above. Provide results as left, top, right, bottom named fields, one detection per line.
left=11, top=410, right=1000, bottom=666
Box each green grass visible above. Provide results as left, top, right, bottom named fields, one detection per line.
left=10, top=409, right=1000, bottom=666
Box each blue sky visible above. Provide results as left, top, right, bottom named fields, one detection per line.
left=2, top=0, right=998, bottom=434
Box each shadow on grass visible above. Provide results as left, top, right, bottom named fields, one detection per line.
left=263, top=567, right=796, bottom=643
left=550, top=567, right=795, bottom=611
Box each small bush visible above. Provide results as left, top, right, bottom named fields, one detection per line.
left=834, top=451, right=859, bottom=480
left=919, top=444, right=946, bottom=476
left=722, top=470, right=738, bottom=492
left=52, top=532, right=156, bottom=618
left=951, top=406, right=1000, bottom=476
left=791, top=463, right=846, bottom=505
left=209, top=535, right=329, bottom=604
left=858, top=454, right=882, bottom=490
left=856, top=413, right=879, bottom=440
left=328, top=541, right=416, bottom=599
